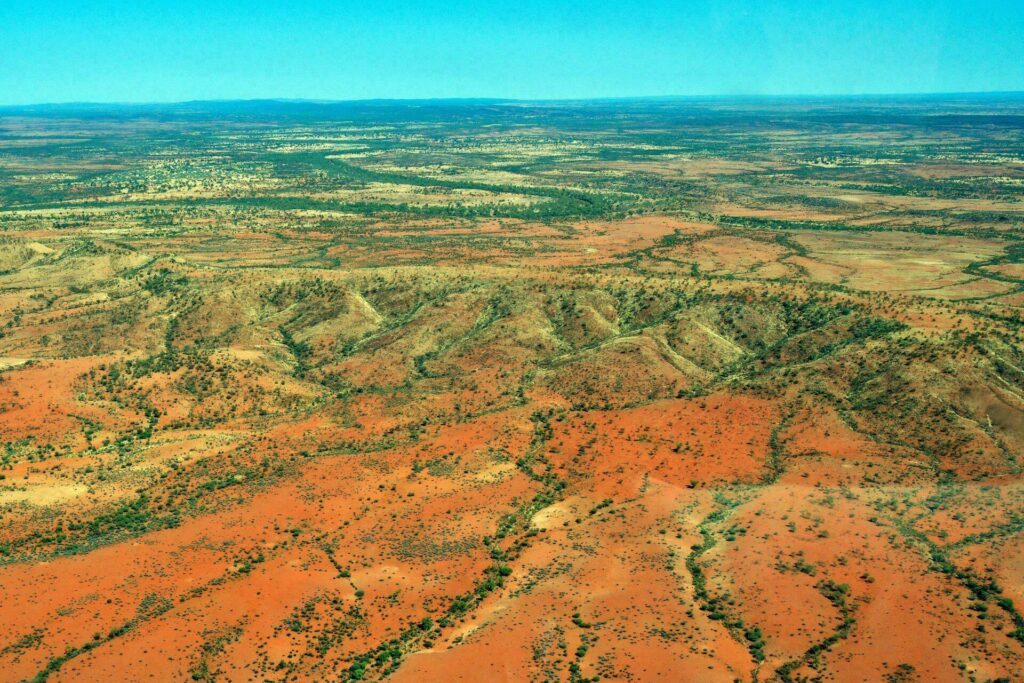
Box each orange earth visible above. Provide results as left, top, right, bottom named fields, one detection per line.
left=1, top=100, right=1023, bottom=682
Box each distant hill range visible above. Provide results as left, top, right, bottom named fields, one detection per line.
left=3, top=92, right=1024, bottom=124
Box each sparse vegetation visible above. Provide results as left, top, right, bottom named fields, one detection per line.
left=0, top=96, right=1022, bottom=681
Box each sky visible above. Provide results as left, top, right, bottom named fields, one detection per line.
left=1, top=0, right=1023, bottom=105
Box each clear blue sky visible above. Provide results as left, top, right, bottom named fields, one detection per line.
left=1, top=0, right=1022, bottom=105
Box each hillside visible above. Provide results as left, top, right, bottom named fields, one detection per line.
left=1, top=97, right=1023, bottom=682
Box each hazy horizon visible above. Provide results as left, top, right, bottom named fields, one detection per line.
left=4, top=90, right=1024, bottom=110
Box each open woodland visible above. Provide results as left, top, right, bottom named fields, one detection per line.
left=1, top=96, right=1023, bottom=681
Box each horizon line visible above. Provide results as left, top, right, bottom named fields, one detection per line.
left=3, top=89, right=1024, bottom=110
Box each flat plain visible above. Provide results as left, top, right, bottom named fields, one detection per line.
left=1, top=96, right=1023, bottom=682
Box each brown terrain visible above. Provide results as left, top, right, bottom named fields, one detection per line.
left=0, top=98, right=1023, bottom=682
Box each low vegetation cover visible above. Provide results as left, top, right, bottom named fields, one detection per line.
left=0, top=96, right=1022, bottom=680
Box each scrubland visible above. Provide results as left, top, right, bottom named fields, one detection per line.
left=1, top=97, right=1023, bottom=681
